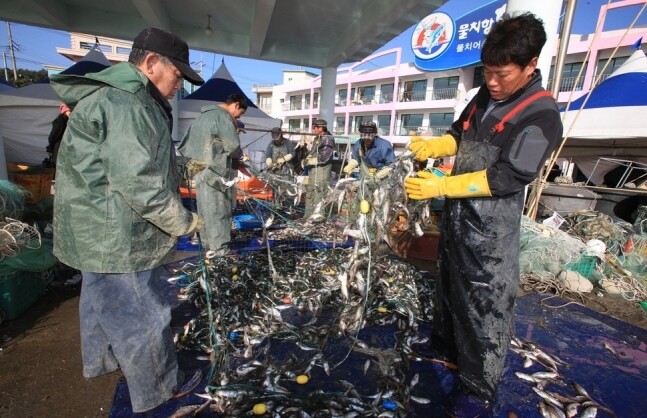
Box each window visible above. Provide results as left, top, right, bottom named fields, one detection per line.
left=335, top=116, right=346, bottom=134
left=380, top=83, right=394, bottom=103
left=259, top=96, right=271, bottom=109
left=337, top=88, right=355, bottom=106
left=549, top=62, right=584, bottom=92
left=303, top=118, right=310, bottom=130
left=357, top=85, right=376, bottom=104
left=338, top=89, right=347, bottom=106
left=377, top=115, right=391, bottom=135
left=400, top=113, right=424, bottom=135
left=304, top=93, right=311, bottom=109
left=116, top=47, right=131, bottom=55
left=473, top=66, right=484, bottom=88
left=288, top=119, right=300, bottom=131
left=595, top=57, right=628, bottom=84
left=353, top=115, right=373, bottom=132
left=432, top=76, right=459, bottom=100
left=429, top=113, right=454, bottom=136
left=402, top=80, right=427, bottom=101
left=80, top=42, right=112, bottom=54
left=289, top=95, right=302, bottom=110
left=313, top=92, right=319, bottom=109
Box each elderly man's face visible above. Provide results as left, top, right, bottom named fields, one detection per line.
left=149, top=54, right=183, bottom=99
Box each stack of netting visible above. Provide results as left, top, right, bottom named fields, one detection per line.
left=519, top=216, right=595, bottom=298
left=0, top=180, right=55, bottom=322
left=0, top=180, right=56, bottom=274
left=520, top=216, right=588, bottom=279
left=560, top=210, right=647, bottom=302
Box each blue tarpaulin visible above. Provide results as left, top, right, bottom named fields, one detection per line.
left=109, top=260, right=647, bottom=417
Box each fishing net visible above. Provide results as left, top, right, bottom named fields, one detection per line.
left=176, top=140, right=647, bottom=416
left=173, top=150, right=447, bottom=415
left=0, top=180, right=54, bottom=275
left=519, top=213, right=647, bottom=304
left=560, top=210, right=630, bottom=255
left=0, top=180, right=28, bottom=220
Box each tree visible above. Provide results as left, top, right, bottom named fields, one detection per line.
left=2, top=68, right=48, bottom=87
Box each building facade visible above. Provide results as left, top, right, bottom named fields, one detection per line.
left=253, top=26, right=646, bottom=152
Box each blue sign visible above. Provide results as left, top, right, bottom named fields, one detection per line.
left=412, top=0, right=507, bottom=71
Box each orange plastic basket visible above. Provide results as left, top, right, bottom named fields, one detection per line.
left=236, top=177, right=273, bottom=201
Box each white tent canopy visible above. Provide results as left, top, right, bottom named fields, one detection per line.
left=178, top=61, right=281, bottom=168
left=0, top=45, right=111, bottom=165
left=560, top=49, right=647, bottom=159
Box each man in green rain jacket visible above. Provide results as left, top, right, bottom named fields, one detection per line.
left=178, top=94, right=247, bottom=254
left=50, top=28, right=205, bottom=413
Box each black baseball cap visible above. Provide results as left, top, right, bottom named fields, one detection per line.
left=132, top=27, right=205, bottom=86
left=313, top=119, right=328, bottom=128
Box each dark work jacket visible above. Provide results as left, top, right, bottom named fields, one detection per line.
left=448, top=70, right=563, bottom=196
left=434, top=70, right=563, bottom=400
left=47, top=113, right=68, bottom=152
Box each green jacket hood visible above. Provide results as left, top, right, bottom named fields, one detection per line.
left=50, top=62, right=148, bottom=108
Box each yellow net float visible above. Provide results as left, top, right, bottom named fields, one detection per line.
left=360, top=199, right=370, bottom=214
left=252, top=403, right=267, bottom=415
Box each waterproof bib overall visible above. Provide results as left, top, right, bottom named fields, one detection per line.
left=268, top=142, right=293, bottom=176
left=434, top=130, right=523, bottom=400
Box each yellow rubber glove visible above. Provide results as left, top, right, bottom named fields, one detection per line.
left=408, top=134, right=458, bottom=161
left=266, top=158, right=273, bottom=166
left=284, top=154, right=293, bottom=162
left=343, top=159, right=359, bottom=174
left=404, top=169, right=491, bottom=200
left=186, top=160, right=208, bottom=176
left=306, top=157, right=318, bottom=167
left=184, top=213, right=205, bottom=235
left=375, top=167, right=392, bottom=180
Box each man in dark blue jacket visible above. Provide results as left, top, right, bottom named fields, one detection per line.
left=343, top=121, right=395, bottom=180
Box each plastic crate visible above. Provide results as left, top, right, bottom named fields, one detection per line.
left=232, top=214, right=263, bottom=230
left=7, top=163, right=55, bottom=205
left=177, top=235, right=199, bottom=251
left=564, top=255, right=597, bottom=279
left=0, top=271, right=46, bottom=321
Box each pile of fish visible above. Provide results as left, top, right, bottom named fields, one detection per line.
left=170, top=245, right=434, bottom=417
left=510, top=337, right=616, bottom=418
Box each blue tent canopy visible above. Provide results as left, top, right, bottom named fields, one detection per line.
left=184, top=62, right=258, bottom=108
left=562, top=71, right=647, bottom=111
left=559, top=49, right=647, bottom=158
left=37, top=45, right=111, bottom=83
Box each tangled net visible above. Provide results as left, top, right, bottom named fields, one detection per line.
left=0, top=181, right=42, bottom=262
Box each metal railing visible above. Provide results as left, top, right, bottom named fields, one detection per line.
left=399, top=90, right=427, bottom=102
left=281, top=102, right=305, bottom=111
left=398, top=88, right=458, bottom=102
left=546, top=76, right=584, bottom=92
left=378, top=93, right=394, bottom=104
left=393, top=125, right=450, bottom=136
left=431, top=87, right=459, bottom=100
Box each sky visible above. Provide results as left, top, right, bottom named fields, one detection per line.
left=1, top=0, right=646, bottom=98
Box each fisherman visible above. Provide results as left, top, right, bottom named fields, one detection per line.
left=179, top=93, right=248, bottom=255
left=49, top=27, right=205, bottom=413
left=403, top=13, right=563, bottom=416
left=265, top=127, right=295, bottom=176
left=342, top=121, right=395, bottom=181
left=43, top=103, right=72, bottom=167
left=303, top=119, right=335, bottom=218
